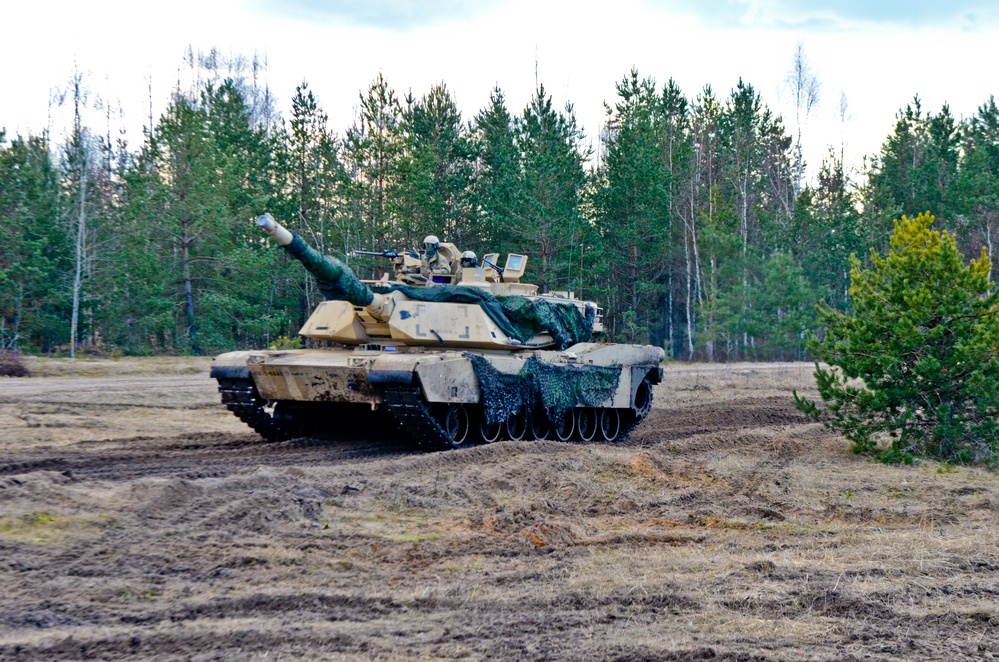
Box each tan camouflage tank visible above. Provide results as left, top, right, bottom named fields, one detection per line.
left=211, top=215, right=665, bottom=450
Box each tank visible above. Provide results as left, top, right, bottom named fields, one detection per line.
left=211, top=214, right=665, bottom=450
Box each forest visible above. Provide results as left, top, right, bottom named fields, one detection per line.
left=3, top=52, right=999, bottom=361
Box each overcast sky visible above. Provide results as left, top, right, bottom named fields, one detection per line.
left=3, top=0, right=998, bottom=182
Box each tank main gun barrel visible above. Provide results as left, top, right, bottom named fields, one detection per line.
left=256, top=214, right=390, bottom=319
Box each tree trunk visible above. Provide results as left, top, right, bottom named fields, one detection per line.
left=181, top=219, right=197, bottom=351
left=684, top=216, right=694, bottom=360
left=70, top=150, right=87, bottom=359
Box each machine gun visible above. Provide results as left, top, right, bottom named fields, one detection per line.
left=352, top=247, right=426, bottom=286
left=482, top=256, right=505, bottom=282
left=352, top=249, right=418, bottom=260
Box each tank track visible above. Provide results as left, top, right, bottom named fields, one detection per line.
left=216, top=377, right=298, bottom=442
left=381, top=387, right=456, bottom=451
left=613, top=377, right=654, bottom=443
left=216, top=380, right=652, bottom=450
left=381, top=388, right=652, bottom=449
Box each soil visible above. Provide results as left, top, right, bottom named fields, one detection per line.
left=1, top=358, right=997, bottom=661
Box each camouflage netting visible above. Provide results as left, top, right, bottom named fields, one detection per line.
left=376, top=284, right=594, bottom=350
left=497, top=295, right=596, bottom=350
left=467, top=354, right=622, bottom=425
left=284, top=235, right=375, bottom=306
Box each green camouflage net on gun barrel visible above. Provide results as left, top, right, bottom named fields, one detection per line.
left=284, top=235, right=375, bottom=306
left=467, top=354, right=621, bottom=425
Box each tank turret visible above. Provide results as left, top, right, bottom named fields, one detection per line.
left=256, top=214, right=601, bottom=351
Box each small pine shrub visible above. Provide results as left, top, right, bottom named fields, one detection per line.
left=795, top=212, right=999, bottom=465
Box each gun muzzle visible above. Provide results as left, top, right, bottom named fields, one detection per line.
left=256, top=213, right=294, bottom=246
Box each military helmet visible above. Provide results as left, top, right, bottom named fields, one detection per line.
left=460, top=250, right=478, bottom=268
left=423, top=235, right=441, bottom=251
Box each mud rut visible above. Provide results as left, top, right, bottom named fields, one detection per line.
left=0, top=431, right=415, bottom=482
left=1, top=364, right=997, bottom=661
left=0, top=396, right=799, bottom=482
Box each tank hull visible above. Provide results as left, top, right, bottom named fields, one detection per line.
left=211, top=343, right=664, bottom=450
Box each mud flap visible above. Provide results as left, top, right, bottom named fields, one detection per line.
left=368, top=370, right=414, bottom=384
left=629, top=366, right=661, bottom=402
left=210, top=365, right=250, bottom=380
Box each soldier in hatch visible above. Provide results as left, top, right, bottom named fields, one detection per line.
left=421, top=235, right=453, bottom=283
left=460, top=250, right=478, bottom=268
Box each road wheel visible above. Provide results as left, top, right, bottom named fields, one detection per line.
left=479, top=415, right=502, bottom=443
left=505, top=412, right=527, bottom=441
left=435, top=404, right=470, bottom=448
left=576, top=408, right=598, bottom=442
left=599, top=409, right=621, bottom=442
left=529, top=410, right=550, bottom=440
left=553, top=411, right=574, bottom=441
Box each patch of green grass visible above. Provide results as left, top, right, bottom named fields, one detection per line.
left=593, top=464, right=633, bottom=483
left=0, top=511, right=108, bottom=543
left=717, top=520, right=827, bottom=535
left=122, top=589, right=164, bottom=603
left=381, top=530, right=447, bottom=543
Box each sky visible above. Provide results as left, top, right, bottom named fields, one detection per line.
left=2, top=0, right=998, bottom=182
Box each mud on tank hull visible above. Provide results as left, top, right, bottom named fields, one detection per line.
left=211, top=343, right=664, bottom=451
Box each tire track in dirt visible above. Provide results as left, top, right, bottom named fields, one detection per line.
left=630, top=397, right=810, bottom=446
left=0, top=398, right=807, bottom=482
left=0, top=433, right=419, bottom=481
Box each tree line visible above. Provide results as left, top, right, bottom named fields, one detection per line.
left=4, top=54, right=999, bottom=360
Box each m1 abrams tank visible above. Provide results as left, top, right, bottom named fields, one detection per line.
left=211, top=214, right=665, bottom=451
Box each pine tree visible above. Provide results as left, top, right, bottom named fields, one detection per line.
left=394, top=82, right=475, bottom=245
left=796, top=149, right=862, bottom=310
left=0, top=131, right=69, bottom=352
left=343, top=73, right=404, bottom=257
left=120, top=95, right=226, bottom=352
left=796, top=212, right=999, bottom=464
left=284, top=81, right=348, bottom=319
left=593, top=69, right=679, bottom=343
left=745, top=253, right=821, bottom=360
left=471, top=87, right=521, bottom=252
left=202, top=79, right=295, bottom=348
left=871, top=98, right=960, bottom=226
left=515, top=85, right=590, bottom=294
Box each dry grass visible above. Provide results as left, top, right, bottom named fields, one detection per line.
left=0, top=358, right=997, bottom=660
left=20, top=355, right=212, bottom=378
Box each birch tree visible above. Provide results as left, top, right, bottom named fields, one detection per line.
left=785, top=42, right=820, bottom=201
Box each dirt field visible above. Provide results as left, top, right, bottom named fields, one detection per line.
left=1, top=357, right=997, bottom=660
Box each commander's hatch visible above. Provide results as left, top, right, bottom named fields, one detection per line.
left=483, top=253, right=528, bottom=283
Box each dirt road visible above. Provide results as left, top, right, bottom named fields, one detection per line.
left=1, top=359, right=996, bottom=660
